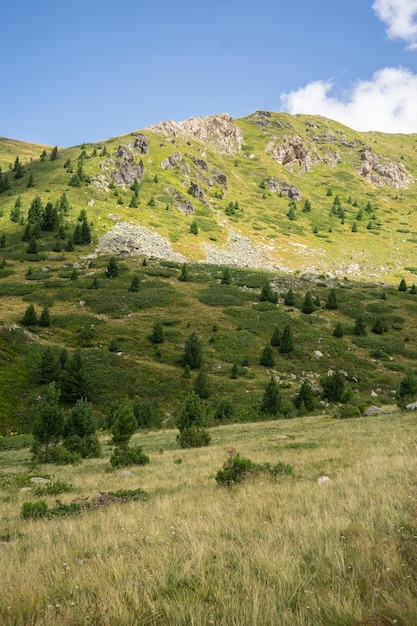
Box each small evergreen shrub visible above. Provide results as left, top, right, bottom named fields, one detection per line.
left=110, top=445, right=150, bottom=468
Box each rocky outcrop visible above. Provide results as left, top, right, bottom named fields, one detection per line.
left=147, top=113, right=243, bottom=155
left=210, top=168, right=227, bottom=186
left=188, top=182, right=205, bottom=204
left=247, top=110, right=273, bottom=127
left=193, top=157, right=209, bottom=171
left=359, top=148, right=414, bottom=188
left=266, top=135, right=315, bottom=170
left=164, top=187, right=195, bottom=214
left=161, top=151, right=182, bottom=170
left=96, top=221, right=185, bottom=262
left=263, top=177, right=301, bottom=200
left=133, top=133, right=148, bottom=155
left=110, top=144, right=144, bottom=186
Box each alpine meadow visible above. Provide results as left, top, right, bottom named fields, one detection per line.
left=1, top=111, right=417, bottom=625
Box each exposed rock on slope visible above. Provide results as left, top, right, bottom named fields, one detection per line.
left=202, top=231, right=265, bottom=267
left=96, top=222, right=185, bottom=262
left=147, top=113, right=243, bottom=155
left=110, top=144, right=144, bottom=186
left=263, top=177, right=301, bottom=200
left=161, top=151, right=182, bottom=170
left=359, top=148, right=414, bottom=188
left=132, top=133, right=148, bottom=155
left=266, top=135, right=316, bottom=170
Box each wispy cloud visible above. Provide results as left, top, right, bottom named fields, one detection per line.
left=281, top=67, right=417, bottom=133
left=373, top=0, right=417, bottom=49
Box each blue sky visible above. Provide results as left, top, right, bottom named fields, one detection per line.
left=1, top=0, right=417, bottom=146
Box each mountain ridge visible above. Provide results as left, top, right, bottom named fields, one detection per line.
left=1, top=110, right=417, bottom=282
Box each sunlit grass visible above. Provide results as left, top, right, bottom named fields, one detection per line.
left=1, top=411, right=416, bottom=625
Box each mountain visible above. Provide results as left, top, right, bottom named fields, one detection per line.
left=1, top=112, right=417, bottom=434
left=1, top=110, right=417, bottom=282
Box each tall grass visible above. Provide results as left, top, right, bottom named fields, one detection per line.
left=1, top=411, right=416, bottom=625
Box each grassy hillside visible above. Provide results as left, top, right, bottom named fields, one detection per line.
left=0, top=112, right=417, bottom=433
left=1, top=412, right=416, bottom=625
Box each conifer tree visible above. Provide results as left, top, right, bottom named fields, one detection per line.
left=176, top=391, right=210, bottom=448
left=326, top=288, right=338, bottom=310
left=284, top=288, right=295, bottom=306
left=301, top=291, right=314, bottom=314
left=221, top=267, right=231, bottom=285
left=32, top=382, right=65, bottom=461
left=39, top=306, right=51, bottom=327
left=354, top=314, right=367, bottom=336
left=399, top=278, right=407, bottom=291
left=149, top=318, right=165, bottom=344
left=178, top=263, right=189, bottom=282
left=279, top=324, right=294, bottom=353
left=60, top=349, right=90, bottom=404
left=259, top=345, right=275, bottom=367
left=270, top=325, right=280, bottom=347
left=333, top=322, right=344, bottom=338
left=194, top=368, right=210, bottom=399
left=129, top=275, right=140, bottom=292
left=106, top=256, right=119, bottom=278
left=22, top=304, right=38, bottom=326
left=261, top=377, right=283, bottom=415
left=183, top=331, right=203, bottom=369
left=63, top=398, right=100, bottom=458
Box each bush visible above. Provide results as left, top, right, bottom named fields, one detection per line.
left=176, top=425, right=211, bottom=449
left=110, top=445, right=150, bottom=468
left=33, top=480, right=73, bottom=496
left=215, top=454, right=258, bottom=486
left=21, top=500, right=48, bottom=519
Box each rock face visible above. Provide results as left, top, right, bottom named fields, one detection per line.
left=110, top=144, right=144, bottom=186
left=193, top=157, right=209, bottom=171
left=147, top=113, right=243, bottom=155
left=263, top=177, right=301, bottom=200
left=266, top=135, right=314, bottom=169
left=161, top=151, right=182, bottom=170
left=188, top=182, right=205, bottom=203
left=210, top=168, right=227, bottom=186
left=96, top=222, right=186, bottom=262
left=359, top=148, right=414, bottom=188
left=133, top=133, right=148, bottom=155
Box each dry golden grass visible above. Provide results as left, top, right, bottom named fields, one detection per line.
left=1, top=412, right=417, bottom=625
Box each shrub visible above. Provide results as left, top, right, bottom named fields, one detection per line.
left=215, top=454, right=258, bottom=486
left=33, top=480, right=73, bottom=496
left=214, top=398, right=235, bottom=422
left=21, top=500, right=48, bottom=519
left=110, top=445, right=150, bottom=468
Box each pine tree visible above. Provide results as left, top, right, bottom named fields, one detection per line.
left=129, top=275, right=140, bottom=292
left=129, top=192, right=139, bottom=208
left=176, top=391, right=210, bottom=448
left=39, top=307, right=51, bottom=327
left=221, top=267, right=231, bottom=285
left=63, top=398, right=100, bottom=458
left=189, top=220, right=199, bottom=235
left=38, top=346, right=61, bottom=384
left=73, top=223, right=83, bottom=244
left=333, top=322, right=344, bottom=338
left=106, top=256, right=119, bottom=278
left=301, top=291, right=314, bottom=314
left=284, top=288, right=295, bottom=306
left=399, top=278, right=407, bottom=291
left=270, top=326, right=280, bottom=347
left=194, top=368, right=210, bottom=399
left=396, top=369, right=417, bottom=408
left=321, top=371, right=345, bottom=402
left=178, top=263, right=189, bottom=282
left=325, top=289, right=338, bottom=310
left=50, top=146, right=58, bottom=161
left=149, top=318, right=165, bottom=344
left=81, top=219, right=92, bottom=243
left=279, top=324, right=294, bottom=353
left=32, top=382, right=65, bottom=460
left=111, top=399, right=137, bottom=447
left=259, top=345, right=275, bottom=367
left=27, top=196, right=43, bottom=224
left=183, top=331, right=203, bottom=369
left=230, top=362, right=239, bottom=379
left=354, top=314, right=367, bottom=336
left=372, top=317, right=387, bottom=334
left=60, top=349, right=90, bottom=404
left=261, top=377, right=283, bottom=416
left=294, top=381, right=315, bottom=412
left=260, top=281, right=278, bottom=304
left=26, top=173, right=35, bottom=188
left=22, top=304, right=38, bottom=326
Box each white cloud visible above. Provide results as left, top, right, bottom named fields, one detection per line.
left=280, top=67, right=417, bottom=133
left=373, top=0, right=417, bottom=48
